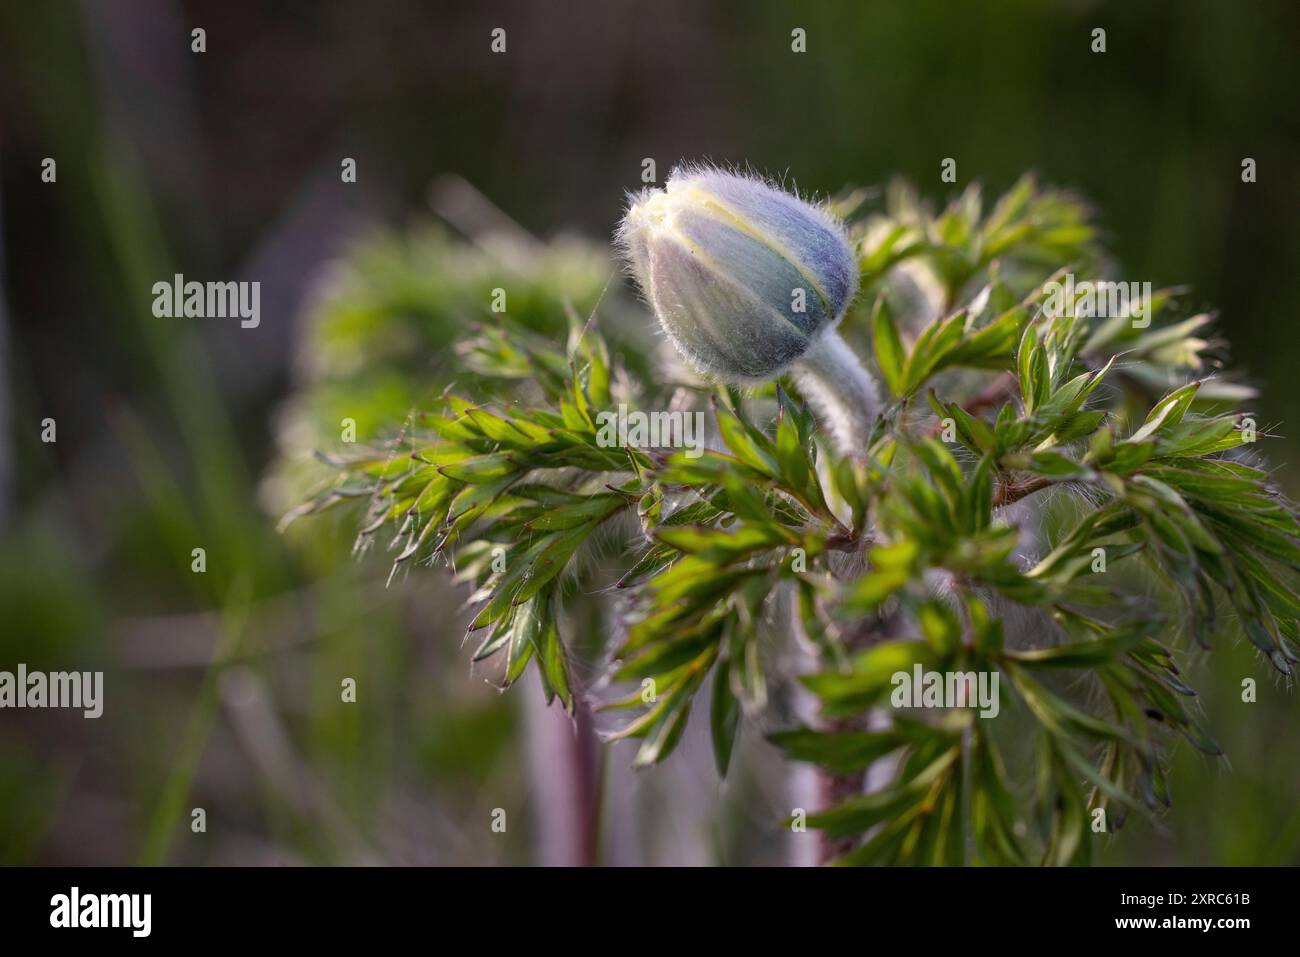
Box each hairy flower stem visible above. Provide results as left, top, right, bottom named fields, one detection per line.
left=789, top=332, right=887, bottom=863
left=814, top=611, right=893, bottom=864
left=525, top=687, right=601, bottom=866
left=790, top=332, right=881, bottom=458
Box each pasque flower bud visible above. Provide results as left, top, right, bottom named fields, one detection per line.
left=617, top=165, right=879, bottom=453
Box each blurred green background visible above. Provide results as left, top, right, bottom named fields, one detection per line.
left=1, top=0, right=1298, bottom=865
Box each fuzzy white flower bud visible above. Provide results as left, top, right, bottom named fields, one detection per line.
left=618, top=166, right=857, bottom=379
left=617, top=165, right=879, bottom=454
